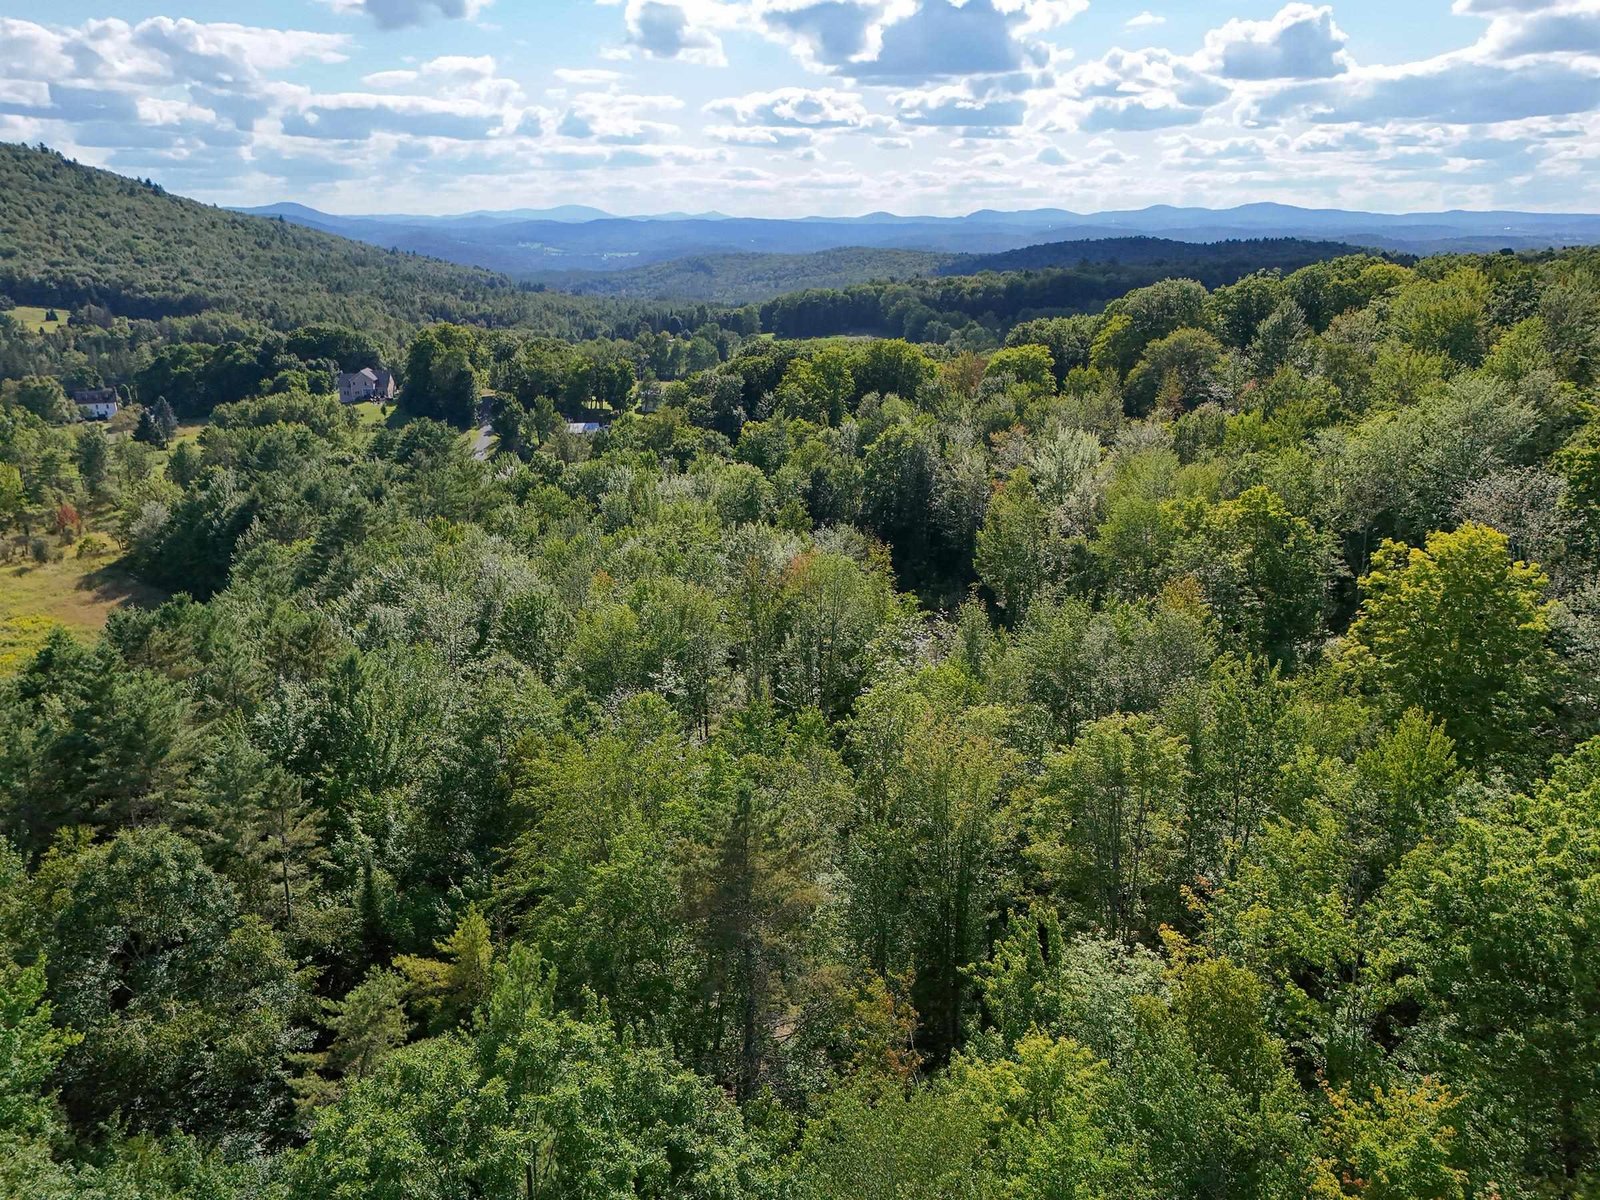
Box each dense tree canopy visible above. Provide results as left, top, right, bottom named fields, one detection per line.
left=3, top=158, right=1600, bottom=1198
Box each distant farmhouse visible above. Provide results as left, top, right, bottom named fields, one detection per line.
left=565, top=421, right=605, bottom=435
left=338, top=368, right=396, bottom=405
left=73, top=386, right=119, bottom=420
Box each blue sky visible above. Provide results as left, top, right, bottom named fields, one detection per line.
left=1, top=0, right=1596, bottom=215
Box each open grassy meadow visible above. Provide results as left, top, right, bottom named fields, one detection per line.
left=0, top=539, right=164, bottom=671
left=0, top=501, right=165, bottom=672
left=2, top=305, right=67, bottom=334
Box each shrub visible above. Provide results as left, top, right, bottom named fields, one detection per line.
left=76, top=533, right=114, bottom=559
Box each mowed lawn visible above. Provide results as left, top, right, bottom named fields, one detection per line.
left=350, top=400, right=390, bottom=427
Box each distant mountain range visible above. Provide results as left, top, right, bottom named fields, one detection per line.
left=233, top=200, right=1600, bottom=279
left=241, top=202, right=731, bottom=226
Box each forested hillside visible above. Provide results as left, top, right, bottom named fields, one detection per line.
left=5, top=182, right=1600, bottom=1199
left=535, top=237, right=1374, bottom=307
left=755, top=244, right=1409, bottom=344
left=948, top=234, right=1378, bottom=277
left=0, top=144, right=712, bottom=341
left=536, top=246, right=949, bottom=303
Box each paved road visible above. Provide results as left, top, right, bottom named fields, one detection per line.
left=472, top=424, right=494, bottom=460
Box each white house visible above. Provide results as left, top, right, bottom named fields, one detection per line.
left=73, top=387, right=119, bottom=420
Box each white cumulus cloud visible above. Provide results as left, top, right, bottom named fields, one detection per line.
left=1200, top=3, right=1350, bottom=80
left=325, top=0, right=494, bottom=29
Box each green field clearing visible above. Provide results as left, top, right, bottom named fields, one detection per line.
left=3, top=305, right=67, bottom=333
left=350, top=400, right=391, bottom=427
left=0, top=500, right=165, bottom=672
left=0, top=547, right=164, bottom=672
left=170, top=418, right=208, bottom=450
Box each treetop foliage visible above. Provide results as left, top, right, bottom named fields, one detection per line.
left=4, top=144, right=1600, bottom=1198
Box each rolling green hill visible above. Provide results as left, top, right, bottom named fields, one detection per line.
left=0, top=143, right=707, bottom=340
left=0, top=145, right=1400, bottom=352
left=537, top=247, right=951, bottom=303
left=528, top=235, right=1385, bottom=308
left=946, top=235, right=1385, bottom=276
